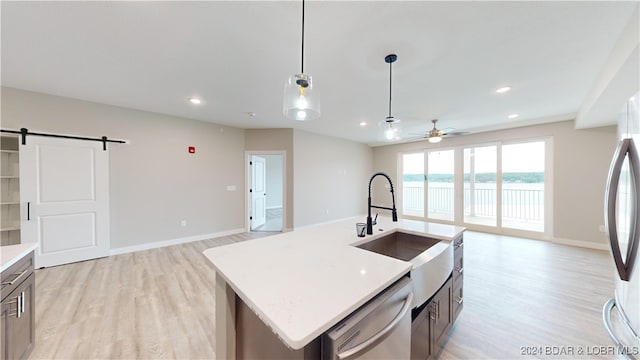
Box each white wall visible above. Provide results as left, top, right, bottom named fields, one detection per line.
left=293, top=129, right=373, bottom=228
left=246, top=129, right=374, bottom=230
left=372, top=120, right=617, bottom=248
left=2, top=87, right=246, bottom=250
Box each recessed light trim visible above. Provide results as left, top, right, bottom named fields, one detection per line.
left=496, top=86, right=512, bottom=94
left=189, top=98, right=202, bottom=105
left=508, top=113, right=519, bottom=119
left=359, top=121, right=367, bottom=127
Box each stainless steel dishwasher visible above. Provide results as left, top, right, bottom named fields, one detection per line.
left=322, top=276, right=413, bottom=360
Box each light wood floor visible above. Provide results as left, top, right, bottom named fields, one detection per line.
left=439, top=232, right=615, bottom=360
left=28, top=231, right=615, bottom=359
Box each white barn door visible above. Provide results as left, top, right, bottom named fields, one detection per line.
left=20, top=136, right=110, bottom=268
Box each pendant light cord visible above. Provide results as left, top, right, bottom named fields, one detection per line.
left=388, top=60, right=392, bottom=118
left=301, top=0, right=305, bottom=74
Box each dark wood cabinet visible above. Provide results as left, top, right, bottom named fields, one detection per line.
left=1, top=251, right=35, bottom=360
left=411, top=277, right=452, bottom=360
left=430, top=277, right=452, bottom=355
left=1, top=298, right=10, bottom=359
left=411, top=301, right=431, bottom=360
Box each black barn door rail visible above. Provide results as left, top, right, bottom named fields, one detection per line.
left=1, top=128, right=126, bottom=151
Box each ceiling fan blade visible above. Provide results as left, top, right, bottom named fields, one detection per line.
left=443, top=131, right=470, bottom=137
left=402, top=136, right=430, bottom=143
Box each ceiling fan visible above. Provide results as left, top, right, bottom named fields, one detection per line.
left=410, top=119, right=469, bottom=143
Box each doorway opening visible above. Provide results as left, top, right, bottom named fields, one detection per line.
left=247, top=152, right=285, bottom=232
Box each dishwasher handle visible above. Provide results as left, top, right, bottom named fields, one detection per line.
left=337, top=292, right=413, bottom=360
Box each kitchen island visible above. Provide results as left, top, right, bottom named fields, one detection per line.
left=1, top=243, right=38, bottom=360
left=1, top=243, right=38, bottom=273
left=203, top=217, right=464, bottom=359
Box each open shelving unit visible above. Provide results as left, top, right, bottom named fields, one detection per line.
left=1, top=135, right=21, bottom=245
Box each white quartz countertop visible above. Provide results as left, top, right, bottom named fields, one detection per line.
left=203, top=217, right=464, bottom=350
left=1, top=243, right=38, bottom=272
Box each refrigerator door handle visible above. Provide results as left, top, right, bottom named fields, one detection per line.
left=603, top=298, right=638, bottom=360
left=605, top=138, right=640, bottom=281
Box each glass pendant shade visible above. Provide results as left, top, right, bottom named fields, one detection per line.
left=379, top=118, right=402, bottom=141
left=429, top=136, right=442, bottom=143
left=284, top=73, right=320, bottom=121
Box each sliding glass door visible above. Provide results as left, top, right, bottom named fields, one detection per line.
left=400, top=138, right=550, bottom=237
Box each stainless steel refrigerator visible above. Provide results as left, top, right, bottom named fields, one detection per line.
left=603, top=91, right=640, bottom=360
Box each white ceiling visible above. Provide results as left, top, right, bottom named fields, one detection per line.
left=1, top=1, right=637, bottom=146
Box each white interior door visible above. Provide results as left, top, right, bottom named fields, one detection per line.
left=251, top=156, right=266, bottom=230
left=20, top=136, right=110, bottom=268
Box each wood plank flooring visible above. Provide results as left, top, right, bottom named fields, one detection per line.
left=439, top=232, right=615, bottom=360
left=28, top=232, right=274, bottom=360
left=28, top=231, right=615, bottom=359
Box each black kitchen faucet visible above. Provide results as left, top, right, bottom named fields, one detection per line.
left=366, top=172, right=398, bottom=235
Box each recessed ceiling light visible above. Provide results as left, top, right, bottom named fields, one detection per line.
left=359, top=121, right=367, bottom=127
left=189, top=98, right=202, bottom=105
left=496, top=86, right=512, bottom=94
left=508, top=113, right=519, bottom=119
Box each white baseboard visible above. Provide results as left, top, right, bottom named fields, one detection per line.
left=552, top=237, right=609, bottom=251
left=109, top=228, right=245, bottom=256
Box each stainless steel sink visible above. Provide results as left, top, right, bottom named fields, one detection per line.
left=356, top=231, right=453, bottom=308
left=356, top=232, right=440, bottom=261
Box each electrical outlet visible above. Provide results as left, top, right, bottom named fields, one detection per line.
left=181, top=220, right=187, bottom=228
left=599, top=225, right=606, bottom=233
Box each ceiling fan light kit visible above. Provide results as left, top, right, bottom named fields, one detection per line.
left=427, top=119, right=444, bottom=143
left=379, top=54, right=402, bottom=142
left=283, top=0, right=320, bottom=121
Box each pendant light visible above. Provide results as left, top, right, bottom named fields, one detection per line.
left=284, top=0, right=320, bottom=121
left=380, top=54, right=401, bottom=141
